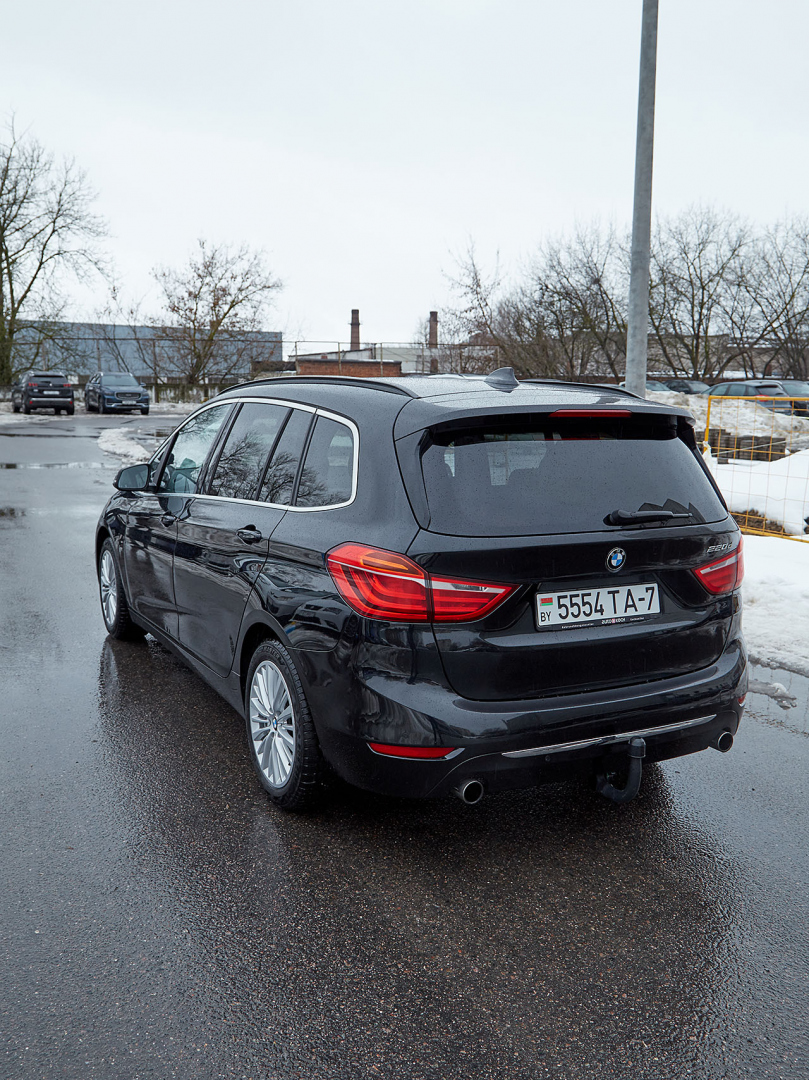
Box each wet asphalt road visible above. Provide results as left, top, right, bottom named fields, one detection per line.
left=1, top=413, right=808, bottom=1080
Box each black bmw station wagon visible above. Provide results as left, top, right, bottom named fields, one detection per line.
left=96, top=371, right=746, bottom=809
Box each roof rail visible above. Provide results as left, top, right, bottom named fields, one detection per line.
left=240, top=375, right=417, bottom=398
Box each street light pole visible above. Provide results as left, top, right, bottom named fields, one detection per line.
left=624, top=0, right=659, bottom=398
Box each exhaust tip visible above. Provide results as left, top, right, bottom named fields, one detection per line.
left=713, top=730, right=734, bottom=753
left=455, top=779, right=485, bottom=805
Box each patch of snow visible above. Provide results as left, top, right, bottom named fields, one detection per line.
left=742, top=534, right=809, bottom=677
left=647, top=390, right=809, bottom=441
left=97, top=428, right=156, bottom=464
left=711, top=449, right=809, bottom=536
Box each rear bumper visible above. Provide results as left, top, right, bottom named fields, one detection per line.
left=25, top=395, right=73, bottom=407
left=309, top=638, right=747, bottom=798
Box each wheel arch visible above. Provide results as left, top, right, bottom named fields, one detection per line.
left=239, top=620, right=281, bottom=705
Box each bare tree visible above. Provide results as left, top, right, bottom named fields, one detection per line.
left=744, top=219, right=809, bottom=379
left=647, top=207, right=751, bottom=379
left=0, top=120, right=106, bottom=384
left=154, top=240, right=282, bottom=386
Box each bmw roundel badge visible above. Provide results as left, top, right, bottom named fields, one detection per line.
left=606, top=547, right=626, bottom=572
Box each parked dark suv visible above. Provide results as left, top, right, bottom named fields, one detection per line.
left=85, top=372, right=150, bottom=414
left=95, top=372, right=746, bottom=810
left=12, top=370, right=75, bottom=414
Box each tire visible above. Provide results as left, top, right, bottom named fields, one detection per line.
left=66, top=406, right=74, bottom=416
left=23, top=402, right=31, bottom=415
left=141, top=408, right=150, bottom=416
left=12, top=400, right=20, bottom=413
left=97, top=538, right=145, bottom=641
left=245, top=640, right=324, bottom=810
left=100, top=400, right=108, bottom=414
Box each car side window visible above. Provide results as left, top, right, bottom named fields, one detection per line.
left=207, top=402, right=290, bottom=500
left=296, top=416, right=355, bottom=507
left=258, top=408, right=313, bottom=506
left=157, top=404, right=233, bottom=495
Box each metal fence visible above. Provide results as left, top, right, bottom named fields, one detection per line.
left=703, top=395, right=809, bottom=541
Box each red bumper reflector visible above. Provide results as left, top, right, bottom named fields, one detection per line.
left=368, top=743, right=456, bottom=759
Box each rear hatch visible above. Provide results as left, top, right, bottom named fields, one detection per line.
left=397, top=405, right=738, bottom=701
left=30, top=374, right=71, bottom=396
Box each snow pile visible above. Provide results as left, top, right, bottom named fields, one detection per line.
left=704, top=446, right=809, bottom=536
left=647, top=390, right=809, bottom=441
left=97, top=428, right=155, bottom=464
left=743, top=534, right=809, bottom=676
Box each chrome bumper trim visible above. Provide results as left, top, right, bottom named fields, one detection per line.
left=502, top=714, right=717, bottom=759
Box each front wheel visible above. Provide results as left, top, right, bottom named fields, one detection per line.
left=98, top=538, right=145, bottom=641
left=245, top=641, right=323, bottom=810
left=141, top=408, right=149, bottom=415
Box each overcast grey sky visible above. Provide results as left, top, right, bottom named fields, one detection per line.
left=4, top=0, right=809, bottom=346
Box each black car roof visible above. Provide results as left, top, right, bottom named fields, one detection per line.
left=221, top=371, right=694, bottom=434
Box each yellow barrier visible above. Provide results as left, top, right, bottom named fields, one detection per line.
left=702, top=395, right=809, bottom=542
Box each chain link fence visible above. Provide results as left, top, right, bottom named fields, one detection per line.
left=703, top=395, right=809, bottom=541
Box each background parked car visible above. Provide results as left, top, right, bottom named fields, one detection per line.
left=11, top=370, right=75, bottom=415
left=703, top=380, right=795, bottom=414
left=660, top=378, right=710, bottom=394
left=773, top=379, right=809, bottom=417
left=85, top=372, right=150, bottom=414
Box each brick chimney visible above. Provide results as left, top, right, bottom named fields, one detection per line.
left=350, top=309, right=360, bottom=352
left=428, top=310, right=438, bottom=348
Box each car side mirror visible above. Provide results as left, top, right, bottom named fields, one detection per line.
left=113, top=462, right=154, bottom=491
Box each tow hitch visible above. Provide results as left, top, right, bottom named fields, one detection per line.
left=596, top=737, right=646, bottom=803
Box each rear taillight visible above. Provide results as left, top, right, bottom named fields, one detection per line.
left=693, top=537, right=744, bottom=594
left=326, top=542, right=515, bottom=623
left=27, top=381, right=38, bottom=388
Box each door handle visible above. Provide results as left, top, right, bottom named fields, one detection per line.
left=237, top=527, right=264, bottom=544
left=161, top=513, right=177, bottom=527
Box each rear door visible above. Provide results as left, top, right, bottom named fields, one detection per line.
left=172, top=399, right=300, bottom=677
left=402, top=409, right=737, bottom=701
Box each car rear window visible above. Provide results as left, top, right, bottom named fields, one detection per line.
left=419, top=414, right=727, bottom=537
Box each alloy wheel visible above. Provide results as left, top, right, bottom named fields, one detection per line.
left=249, top=661, right=296, bottom=789
left=99, top=549, right=118, bottom=628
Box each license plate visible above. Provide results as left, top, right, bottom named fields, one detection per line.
left=536, top=583, right=660, bottom=628
left=43, top=390, right=59, bottom=395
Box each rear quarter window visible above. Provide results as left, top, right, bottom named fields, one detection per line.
left=419, top=415, right=727, bottom=537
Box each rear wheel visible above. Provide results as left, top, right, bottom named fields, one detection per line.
left=98, top=538, right=145, bottom=641
left=66, top=405, right=75, bottom=416
left=245, top=640, right=323, bottom=810
left=23, top=402, right=31, bottom=414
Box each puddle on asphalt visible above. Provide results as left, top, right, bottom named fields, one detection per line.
left=0, top=461, right=111, bottom=469
left=0, top=507, right=24, bottom=517
left=748, top=661, right=809, bottom=736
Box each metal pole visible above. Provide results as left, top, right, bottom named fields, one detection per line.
left=624, top=0, right=659, bottom=398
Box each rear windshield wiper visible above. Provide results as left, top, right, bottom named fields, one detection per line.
left=607, top=509, right=693, bottom=527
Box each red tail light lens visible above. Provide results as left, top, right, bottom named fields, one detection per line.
left=693, top=537, right=744, bottom=594
left=326, top=544, right=429, bottom=620
left=326, top=543, right=515, bottom=623
left=430, top=575, right=515, bottom=621
left=27, top=381, right=38, bottom=388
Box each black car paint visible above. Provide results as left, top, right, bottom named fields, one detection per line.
left=97, top=376, right=746, bottom=800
